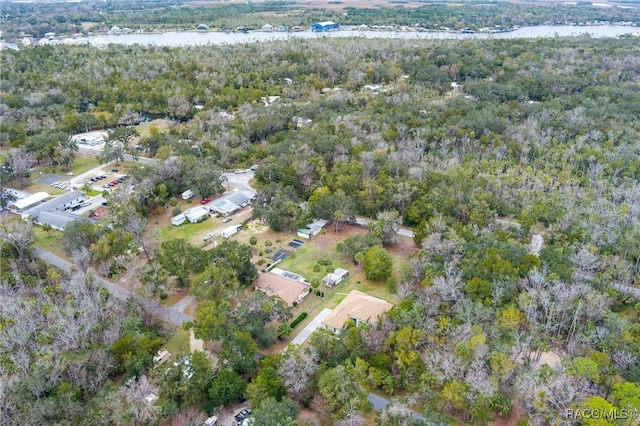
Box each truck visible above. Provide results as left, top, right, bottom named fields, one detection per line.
left=221, top=224, right=242, bottom=238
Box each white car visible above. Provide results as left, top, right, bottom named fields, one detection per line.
left=203, top=233, right=214, bottom=241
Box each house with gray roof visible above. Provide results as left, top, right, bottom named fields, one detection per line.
left=34, top=211, right=82, bottom=231
left=206, top=191, right=251, bottom=216
left=21, top=191, right=86, bottom=230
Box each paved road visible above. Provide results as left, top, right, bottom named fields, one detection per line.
left=354, top=216, right=415, bottom=239
left=33, top=247, right=193, bottom=325
left=172, top=295, right=196, bottom=313
left=222, top=171, right=256, bottom=196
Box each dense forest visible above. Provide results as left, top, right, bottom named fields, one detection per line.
left=1, top=0, right=639, bottom=39
left=2, top=31, right=640, bottom=425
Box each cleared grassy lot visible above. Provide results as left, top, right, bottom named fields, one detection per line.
left=33, top=227, right=68, bottom=260
left=136, top=119, right=172, bottom=138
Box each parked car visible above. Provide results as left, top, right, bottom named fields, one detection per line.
left=222, top=217, right=231, bottom=223
left=111, top=168, right=119, bottom=172
left=201, top=198, right=211, bottom=204
left=234, top=408, right=252, bottom=422
left=250, top=165, right=258, bottom=170
left=234, top=169, right=247, bottom=174
left=203, top=233, right=214, bottom=241
left=81, top=201, right=91, bottom=207
left=102, top=184, right=110, bottom=188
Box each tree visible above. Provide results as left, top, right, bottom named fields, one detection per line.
left=184, top=158, right=224, bottom=198
left=160, top=351, right=212, bottom=407
left=0, top=217, right=35, bottom=264
left=100, top=127, right=138, bottom=164
left=190, top=300, right=232, bottom=341
left=247, top=366, right=287, bottom=407
left=57, top=136, right=78, bottom=171
left=337, top=233, right=380, bottom=263
left=318, top=363, right=367, bottom=419
left=220, top=331, right=257, bottom=375
left=370, top=210, right=400, bottom=246
left=62, top=217, right=98, bottom=253
left=210, top=240, right=258, bottom=286
left=7, top=148, right=35, bottom=187
left=610, top=381, right=640, bottom=412
left=577, top=397, right=617, bottom=426
left=363, top=245, right=393, bottom=281
left=566, top=357, right=600, bottom=383
left=190, top=264, right=238, bottom=301
left=208, top=369, right=245, bottom=407
left=278, top=346, right=319, bottom=402
left=251, top=397, right=299, bottom=426
left=158, top=239, right=206, bottom=287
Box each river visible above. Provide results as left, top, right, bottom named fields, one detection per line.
left=5, top=25, right=635, bottom=49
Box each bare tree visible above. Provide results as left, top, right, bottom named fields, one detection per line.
left=170, top=407, right=208, bottom=426
left=7, top=148, right=35, bottom=187
left=71, top=246, right=92, bottom=273
left=0, top=218, right=35, bottom=265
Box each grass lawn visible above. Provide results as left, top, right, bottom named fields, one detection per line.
left=280, top=245, right=351, bottom=283
left=163, top=327, right=190, bottom=357
left=33, top=227, right=68, bottom=260
left=157, top=216, right=216, bottom=245
left=136, top=119, right=171, bottom=138
left=69, top=155, right=100, bottom=176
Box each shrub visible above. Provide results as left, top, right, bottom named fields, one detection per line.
left=172, top=208, right=182, bottom=216
left=290, top=312, right=308, bottom=329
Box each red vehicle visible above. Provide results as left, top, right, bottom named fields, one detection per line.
left=109, top=181, right=118, bottom=187
left=201, top=198, right=211, bottom=204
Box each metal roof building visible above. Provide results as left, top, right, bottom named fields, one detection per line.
left=11, top=192, right=51, bottom=212
left=22, top=191, right=84, bottom=219
left=206, top=192, right=251, bottom=216
left=34, top=211, right=82, bottom=231
left=311, top=21, right=340, bottom=32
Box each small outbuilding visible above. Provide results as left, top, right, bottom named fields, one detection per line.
left=323, top=268, right=349, bottom=287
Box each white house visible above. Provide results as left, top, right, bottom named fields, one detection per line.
left=297, top=219, right=328, bottom=239
left=185, top=206, right=209, bottom=223
left=171, top=213, right=186, bottom=226
left=323, top=268, right=349, bottom=287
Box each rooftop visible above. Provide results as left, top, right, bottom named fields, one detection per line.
left=23, top=191, right=84, bottom=218
left=322, top=290, right=393, bottom=330
left=254, top=272, right=311, bottom=306
left=11, top=192, right=50, bottom=210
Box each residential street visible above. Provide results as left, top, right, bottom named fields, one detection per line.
left=33, top=247, right=193, bottom=325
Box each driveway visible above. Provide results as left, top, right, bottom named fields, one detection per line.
left=290, top=308, right=332, bottom=346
